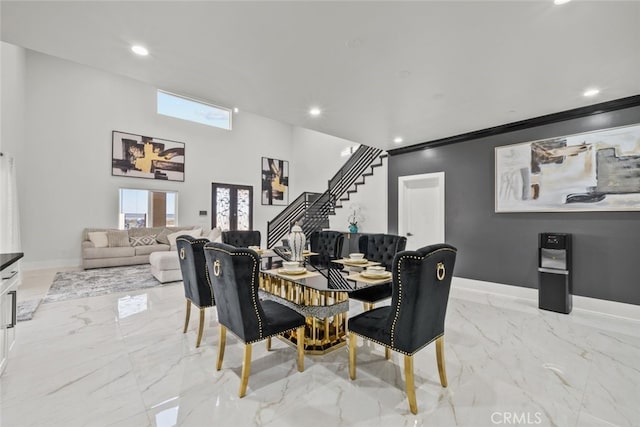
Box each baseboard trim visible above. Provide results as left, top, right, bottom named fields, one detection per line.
left=452, top=276, right=640, bottom=322
left=22, top=258, right=82, bottom=271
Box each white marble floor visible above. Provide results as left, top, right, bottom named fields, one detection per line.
left=1, top=271, right=639, bottom=427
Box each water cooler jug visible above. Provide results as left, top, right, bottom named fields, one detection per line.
left=538, top=233, right=572, bottom=314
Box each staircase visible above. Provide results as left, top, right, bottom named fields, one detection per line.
left=266, top=145, right=385, bottom=248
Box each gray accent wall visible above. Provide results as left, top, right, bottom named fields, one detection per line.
left=388, top=105, right=640, bottom=305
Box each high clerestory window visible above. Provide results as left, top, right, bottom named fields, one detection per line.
left=157, top=90, right=232, bottom=130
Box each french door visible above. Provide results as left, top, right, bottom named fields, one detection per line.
left=212, top=182, right=253, bottom=231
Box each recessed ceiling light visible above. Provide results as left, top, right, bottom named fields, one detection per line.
left=233, top=107, right=239, bottom=113
left=553, top=0, right=571, bottom=5
left=583, top=88, right=600, bottom=97
left=393, top=137, right=404, bottom=144
left=131, top=45, right=149, bottom=56
left=309, top=107, right=322, bottom=117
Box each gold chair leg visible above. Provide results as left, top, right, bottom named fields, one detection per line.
left=266, top=337, right=271, bottom=351
left=196, top=308, right=205, bottom=348
left=436, top=336, right=448, bottom=387
left=349, top=332, right=357, bottom=380
left=296, top=327, right=305, bottom=372
left=404, top=355, right=418, bottom=415
left=183, top=300, right=191, bottom=333
left=216, top=325, right=226, bottom=371
left=385, top=347, right=391, bottom=360
left=239, top=343, right=252, bottom=398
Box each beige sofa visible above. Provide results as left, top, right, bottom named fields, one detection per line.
left=81, top=226, right=197, bottom=269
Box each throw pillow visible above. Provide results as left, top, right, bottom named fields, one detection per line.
left=167, top=228, right=202, bottom=248
left=129, top=234, right=157, bottom=247
left=107, top=230, right=131, bottom=247
left=88, top=231, right=108, bottom=248
left=207, top=227, right=223, bottom=243
left=156, top=228, right=171, bottom=244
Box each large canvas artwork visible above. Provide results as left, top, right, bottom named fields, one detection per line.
left=495, top=124, right=640, bottom=212
left=112, top=131, right=185, bottom=181
left=261, top=157, right=289, bottom=205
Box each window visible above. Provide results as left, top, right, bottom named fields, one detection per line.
left=212, top=183, right=253, bottom=231
left=157, top=90, right=232, bottom=130
left=119, top=188, right=178, bottom=229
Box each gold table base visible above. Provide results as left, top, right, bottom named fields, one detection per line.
left=259, top=273, right=349, bottom=355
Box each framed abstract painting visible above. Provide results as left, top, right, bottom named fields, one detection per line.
left=112, top=131, right=185, bottom=182
left=261, top=157, right=289, bottom=205
left=495, top=123, right=640, bottom=212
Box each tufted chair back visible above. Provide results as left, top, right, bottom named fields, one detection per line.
left=176, top=235, right=214, bottom=308
left=309, top=231, right=344, bottom=267
left=358, top=234, right=407, bottom=270
left=221, top=230, right=261, bottom=248
left=203, top=242, right=266, bottom=343
left=387, top=243, right=457, bottom=354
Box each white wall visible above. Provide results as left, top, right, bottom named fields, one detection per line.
left=8, top=46, right=389, bottom=269
left=290, top=127, right=388, bottom=234
left=0, top=42, right=27, bottom=253
left=20, top=50, right=293, bottom=268
left=289, top=127, right=354, bottom=196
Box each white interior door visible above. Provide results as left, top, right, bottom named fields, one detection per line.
left=398, top=172, right=445, bottom=250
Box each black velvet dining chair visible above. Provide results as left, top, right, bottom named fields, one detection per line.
left=308, top=230, right=344, bottom=269
left=203, top=242, right=306, bottom=398
left=176, top=235, right=215, bottom=348
left=348, top=233, right=407, bottom=310
left=348, top=243, right=457, bottom=414
left=221, top=230, right=261, bottom=248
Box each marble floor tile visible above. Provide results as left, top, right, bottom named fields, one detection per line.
left=2, top=274, right=639, bottom=427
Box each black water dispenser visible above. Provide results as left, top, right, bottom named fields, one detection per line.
left=538, top=233, right=572, bottom=314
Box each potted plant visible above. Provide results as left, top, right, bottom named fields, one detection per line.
left=348, top=207, right=362, bottom=233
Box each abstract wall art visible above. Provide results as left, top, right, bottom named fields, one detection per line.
left=112, top=131, right=185, bottom=182
left=495, top=124, right=640, bottom=212
left=261, top=157, right=289, bottom=205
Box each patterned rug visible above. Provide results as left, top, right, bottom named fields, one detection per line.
left=17, top=298, right=42, bottom=322
left=17, top=264, right=179, bottom=322
left=43, top=264, right=179, bottom=304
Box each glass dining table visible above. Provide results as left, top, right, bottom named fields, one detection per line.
left=258, top=258, right=392, bottom=354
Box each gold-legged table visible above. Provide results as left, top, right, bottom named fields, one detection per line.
left=259, top=270, right=350, bottom=354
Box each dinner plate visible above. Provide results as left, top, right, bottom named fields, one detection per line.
left=345, top=258, right=368, bottom=264
left=278, top=268, right=307, bottom=275
left=360, top=271, right=391, bottom=279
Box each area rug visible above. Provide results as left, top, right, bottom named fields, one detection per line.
left=17, top=298, right=42, bottom=322
left=43, top=264, right=179, bottom=304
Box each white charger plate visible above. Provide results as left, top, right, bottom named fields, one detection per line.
left=360, top=271, right=391, bottom=279
left=278, top=267, right=307, bottom=275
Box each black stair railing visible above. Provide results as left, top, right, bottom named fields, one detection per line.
left=267, top=192, right=321, bottom=248
left=266, top=145, right=384, bottom=248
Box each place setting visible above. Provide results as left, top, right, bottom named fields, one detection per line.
left=268, top=261, right=320, bottom=279
left=347, top=265, right=392, bottom=284
left=334, top=252, right=381, bottom=267
left=278, top=261, right=307, bottom=275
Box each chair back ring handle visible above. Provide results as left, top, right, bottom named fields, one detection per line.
left=179, top=248, right=186, bottom=260
left=436, top=262, right=446, bottom=281
left=213, top=260, right=222, bottom=277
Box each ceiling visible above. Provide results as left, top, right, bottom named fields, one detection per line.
left=2, top=1, right=640, bottom=150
